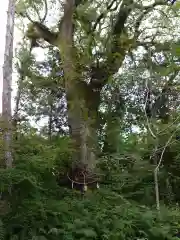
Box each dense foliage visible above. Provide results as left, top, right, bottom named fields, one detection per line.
left=1, top=0, right=180, bottom=239
left=1, top=135, right=180, bottom=239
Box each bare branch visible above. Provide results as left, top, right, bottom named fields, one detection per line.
left=100, top=0, right=134, bottom=79
left=92, top=0, right=117, bottom=32
left=41, top=0, right=48, bottom=22
left=17, top=10, right=34, bottom=22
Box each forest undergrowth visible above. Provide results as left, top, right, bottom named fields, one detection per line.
left=0, top=135, right=180, bottom=240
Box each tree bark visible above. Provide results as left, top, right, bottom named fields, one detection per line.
left=67, top=81, right=101, bottom=171
left=2, top=0, right=15, bottom=168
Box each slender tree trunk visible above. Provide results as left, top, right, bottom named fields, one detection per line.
left=48, top=101, right=53, bottom=140
left=2, top=0, right=15, bottom=168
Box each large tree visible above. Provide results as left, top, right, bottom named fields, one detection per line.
left=15, top=0, right=179, bottom=178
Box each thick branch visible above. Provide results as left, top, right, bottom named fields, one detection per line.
left=90, top=0, right=133, bottom=85
left=107, top=0, right=169, bottom=76
left=113, top=0, right=133, bottom=37
left=26, top=22, right=58, bottom=46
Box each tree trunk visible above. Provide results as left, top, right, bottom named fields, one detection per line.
left=66, top=81, right=101, bottom=191
left=1, top=0, right=15, bottom=168
left=58, top=0, right=101, bottom=180
left=67, top=81, right=101, bottom=171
